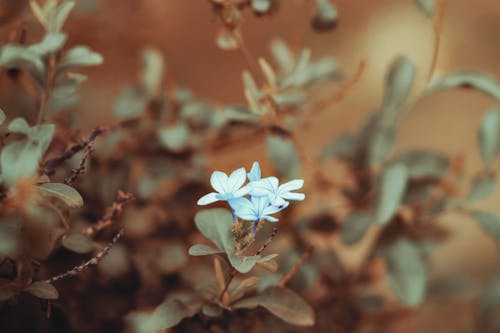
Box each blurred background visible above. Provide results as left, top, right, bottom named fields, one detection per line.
left=1, top=0, right=500, bottom=331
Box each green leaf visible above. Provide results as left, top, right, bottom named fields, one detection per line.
left=38, top=183, right=84, bottom=208
left=215, top=28, right=239, bottom=51
left=413, top=0, right=435, bottom=18
left=140, top=48, right=165, bottom=97
left=24, top=281, right=59, bottom=300
left=201, top=303, right=223, bottom=317
left=127, top=298, right=199, bottom=332
left=478, top=108, right=500, bottom=167
left=470, top=210, right=500, bottom=242
left=368, top=126, right=396, bottom=167
left=61, top=233, right=94, bottom=253
left=311, top=0, right=338, bottom=31
left=0, top=121, right=55, bottom=186
left=381, top=238, right=426, bottom=306
left=227, top=253, right=260, bottom=274
left=57, top=45, right=103, bottom=74
left=266, top=134, right=300, bottom=179
left=251, top=0, right=271, bottom=14
left=48, top=73, right=87, bottom=113
left=188, top=244, right=222, bottom=256
left=467, top=173, right=496, bottom=203
left=270, top=39, right=294, bottom=73
left=394, top=150, right=449, bottom=178
left=374, top=164, right=408, bottom=225
left=233, top=286, right=315, bottom=326
left=0, top=44, right=45, bottom=85
left=194, top=208, right=233, bottom=253
left=341, top=212, right=373, bottom=245
left=113, top=86, right=148, bottom=118
left=52, top=0, right=76, bottom=32
left=28, top=32, right=67, bottom=56
left=479, top=278, right=500, bottom=320
left=380, top=56, right=416, bottom=126
left=158, top=123, right=190, bottom=152
left=319, top=133, right=357, bottom=161
left=428, top=71, right=500, bottom=100
left=0, top=109, right=5, bottom=125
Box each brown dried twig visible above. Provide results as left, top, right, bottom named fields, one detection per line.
left=64, top=142, right=94, bottom=185
left=83, top=190, right=135, bottom=237
left=278, top=245, right=314, bottom=287
left=43, top=126, right=107, bottom=176
left=256, top=227, right=278, bottom=256
left=45, top=229, right=124, bottom=284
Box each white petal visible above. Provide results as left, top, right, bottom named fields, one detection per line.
left=228, top=167, right=247, bottom=192
left=197, top=192, right=219, bottom=205
left=263, top=202, right=284, bottom=215
left=263, top=215, right=279, bottom=222
left=279, top=179, right=304, bottom=193
left=247, top=161, right=261, bottom=181
left=281, top=192, right=305, bottom=201
left=270, top=195, right=287, bottom=207
left=210, top=171, right=229, bottom=193
left=249, top=176, right=279, bottom=196
left=234, top=185, right=250, bottom=197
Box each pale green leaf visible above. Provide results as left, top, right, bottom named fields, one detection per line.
left=61, top=233, right=94, bottom=253
left=374, top=164, right=408, bottom=225
left=266, top=134, right=300, bottom=179
left=478, top=108, right=500, bottom=167
left=381, top=238, right=426, bottom=306
left=394, top=150, right=449, bottom=178
left=413, top=0, right=435, bottom=18
left=233, top=286, right=315, bottom=326
left=470, top=210, right=500, bottom=242
left=24, top=281, right=59, bottom=300
left=38, top=183, right=84, bottom=208
left=188, top=244, right=222, bottom=256
left=341, top=212, right=373, bottom=245
left=158, top=123, right=190, bottom=152
left=467, top=173, right=496, bottom=203
left=428, top=71, right=500, bottom=100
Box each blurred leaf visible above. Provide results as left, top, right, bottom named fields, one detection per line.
left=478, top=108, right=500, bottom=167
left=158, top=123, right=190, bottom=152
left=141, top=47, right=165, bottom=97
left=311, top=0, right=338, bottom=31
left=216, top=28, right=239, bottom=51
left=320, top=133, right=357, bottom=161
left=479, top=277, right=500, bottom=321
left=113, top=86, right=148, bottom=118
left=31, top=0, right=76, bottom=33
left=28, top=32, right=67, bottom=56
left=61, top=233, right=93, bottom=253
left=266, top=134, right=300, bottom=179
left=381, top=238, right=426, bottom=306
left=467, top=173, right=496, bottom=203
left=57, top=45, right=103, bottom=74
left=98, top=244, right=131, bottom=278
left=127, top=298, right=199, bottom=332
left=354, top=294, right=385, bottom=312
left=428, top=71, right=500, bottom=100
left=24, top=281, right=59, bottom=300
left=0, top=44, right=45, bottom=84
left=470, top=210, right=500, bottom=242
left=368, top=126, right=396, bottom=167
left=202, top=303, right=223, bottom=317
left=252, top=0, right=271, bottom=14
left=413, top=0, right=435, bottom=18
left=0, top=109, right=5, bottom=125
left=0, top=217, right=20, bottom=257
left=188, top=244, right=222, bottom=256
left=341, top=212, right=373, bottom=245
left=394, top=150, right=449, bottom=178
left=233, top=286, right=315, bottom=326
left=380, top=56, right=416, bottom=127
left=1, top=121, right=55, bottom=186
left=374, top=164, right=408, bottom=225
left=48, top=72, right=87, bottom=113
left=282, top=49, right=311, bottom=87
left=270, top=39, right=294, bottom=73
left=242, top=70, right=263, bottom=114
left=38, top=183, right=84, bottom=208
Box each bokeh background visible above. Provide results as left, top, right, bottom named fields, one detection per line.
left=1, top=0, right=500, bottom=331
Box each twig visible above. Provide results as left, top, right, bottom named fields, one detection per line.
left=427, top=0, right=448, bottom=82
left=64, top=142, right=94, bottom=185
left=45, top=229, right=124, bottom=283
left=219, top=268, right=237, bottom=302
left=255, top=227, right=278, bottom=256
left=278, top=245, right=313, bottom=287
left=83, top=190, right=135, bottom=237
left=43, top=126, right=108, bottom=175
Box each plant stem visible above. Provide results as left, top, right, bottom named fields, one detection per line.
left=278, top=245, right=313, bottom=287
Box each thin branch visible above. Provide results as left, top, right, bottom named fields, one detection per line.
left=278, top=245, right=313, bottom=287
left=45, top=229, right=124, bottom=283
left=427, top=0, right=448, bottom=82
left=255, top=227, right=278, bottom=256
left=64, top=142, right=94, bottom=185
left=43, top=126, right=108, bottom=175
left=83, top=190, right=135, bottom=237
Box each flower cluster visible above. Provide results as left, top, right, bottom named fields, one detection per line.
left=197, top=162, right=305, bottom=231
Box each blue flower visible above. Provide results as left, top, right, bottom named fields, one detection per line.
left=197, top=167, right=250, bottom=205
left=247, top=161, right=261, bottom=182
left=249, top=176, right=305, bottom=207
left=229, top=195, right=287, bottom=223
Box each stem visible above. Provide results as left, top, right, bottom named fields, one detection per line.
left=219, top=268, right=236, bottom=302
left=37, top=55, right=56, bottom=125
left=278, top=245, right=313, bottom=287
left=427, top=0, right=448, bottom=82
